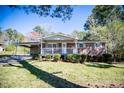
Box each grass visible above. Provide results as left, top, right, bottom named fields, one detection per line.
left=0, top=60, right=124, bottom=88
left=0, top=46, right=30, bottom=55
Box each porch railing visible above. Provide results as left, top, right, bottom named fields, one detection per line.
left=42, top=48, right=74, bottom=55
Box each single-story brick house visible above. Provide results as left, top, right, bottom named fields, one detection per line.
left=16, top=34, right=106, bottom=56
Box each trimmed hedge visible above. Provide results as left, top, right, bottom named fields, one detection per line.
left=45, top=54, right=51, bottom=61
left=66, top=54, right=81, bottom=63
left=65, top=53, right=113, bottom=63
left=54, top=53, right=61, bottom=62
left=66, top=54, right=73, bottom=62
left=80, top=54, right=87, bottom=63
left=72, top=54, right=81, bottom=63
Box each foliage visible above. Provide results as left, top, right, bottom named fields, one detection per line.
left=33, top=25, right=44, bottom=33
left=83, top=32, right=99, bottom=40
left=8, top=5, right=73, bottom=21
left=66, top=54, right=81, bottom=63
left=5, top=28, right=24, bottom=42
left=71, top=30, right=86, bottom=40
left=45, top=54, right=52, bottom=61
left=5, top=28, right=17, bottom=41
left=5, top=44, right=16, bottom=51
left=102, top=54, right=112, bottom=63
left=84, top=5, right=124, bottom=30
left=66, top=54, right=73, bottom=62
left=89, top=20, right=124, bottom=54
left=33, top=25, right=48, bottom=37
left=54, top=53, right=61, bottom=62
left=80, top=54, right=88, bottom=63
left=114, top=48, right=124, bottom=61
left=71, top=54, right=79, bottom=63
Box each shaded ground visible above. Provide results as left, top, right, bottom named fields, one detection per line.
left=0, top=55, right=31, bottom=65
left=0, top=55, right=124, bottom=88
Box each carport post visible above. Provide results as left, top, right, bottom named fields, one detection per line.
left=40, top=32, right=43, bottom=61
left=15, top=44, right=18, bottom=55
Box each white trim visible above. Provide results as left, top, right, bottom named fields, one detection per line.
left=62, top=42, right=67, bottom=54
left=73, top=40, right=78, bottom=54
left=43, top=34, right=76, bottom=40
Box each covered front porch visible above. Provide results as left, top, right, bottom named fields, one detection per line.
left=41, top=42, right=77, bottom=55
left=39, top=34, right=78, bottom=55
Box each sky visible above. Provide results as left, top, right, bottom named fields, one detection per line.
left=0, top=5, right=95, bottom=35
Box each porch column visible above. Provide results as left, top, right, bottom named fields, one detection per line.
left=83, top=43, right=86, bottom=48
left=94, top=43, right=96, bottom=48
left=73, top=40, right=78, bottom=54
left=62, top=42, right=67, bottom=54
left=52, top=44, right=54, bottom=55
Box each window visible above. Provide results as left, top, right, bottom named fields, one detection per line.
left=78, top=43, right=83, bottom=48
left=86, top=43, right=94, bottom=48
left=47, top=44, right=52, bottom=48
left=53, top=44, right=57, bottom=48
left=47, top=44, right=58, bottom=48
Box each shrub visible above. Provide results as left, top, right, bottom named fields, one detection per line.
left=72, top=54, right=81, bottom=63
left=102, top=53, right=112, bottom=63
left=46, top=54, right=51, bottom=61
left=5, top=44, right=16, bottom=51
left=121, top=56, right=124, bottom=61
left=66, top=54, right=81, bottom=63
left=66, top=54, right=73, bottom=62
left=80, top=54, right=87, bottom=63
left=54, top=53, right=61, bottom=62
left=86, top=55, right=92, bottom=62
left=96, top=56, right=103, bottom=62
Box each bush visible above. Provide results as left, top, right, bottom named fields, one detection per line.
left=54, top=53, right=61, bottom=62
left=121, top=56, right=124, bottom=61
left=72, top=54, right=81, bottom=63
left=46, top=54, right=51, bottom=61
left=5, top=45, right=16, bottom=51
left=66, top=54, right=81, bottom=63
left=66, top=54, right=73, bottom=62
left=102, top=53, right=112, bottom=63
left=96, top=56, right=103, bottom=62
left=80, top=54, right=87, bottom=63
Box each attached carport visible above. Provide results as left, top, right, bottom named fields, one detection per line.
left=14, top=42, right=40, bottom=55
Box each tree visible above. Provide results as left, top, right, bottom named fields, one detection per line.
left=33, top=25, right=44, bottom=33
left=90, top=20, right=124, bottom=54
left=71, top=30, right=86, bottom=40
left=8, top=5, right=73, bottom=21
left=5, top=28, right=17, bottom=41
left=5, top=28, right=24, bottom=42
left=15, top=32, right=24, bottom=42
left=84, top=5, right=124, bottom=30
left=0, top=28, right=9, bottom=43
left=33, top=25, right=49, bottom=37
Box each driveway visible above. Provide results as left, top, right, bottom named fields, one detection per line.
left=0, top=55, right=32, bottom=65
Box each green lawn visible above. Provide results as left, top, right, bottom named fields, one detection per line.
left=0, top=60, right=124, bottom=88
